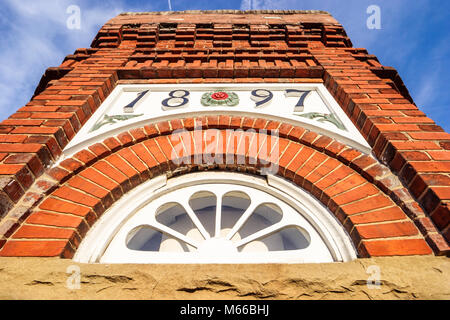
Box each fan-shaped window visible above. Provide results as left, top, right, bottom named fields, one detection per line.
left=74, top=172, right=357, bottom=263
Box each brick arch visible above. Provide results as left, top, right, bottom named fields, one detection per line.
left=0, top=116, right=433, bottom=258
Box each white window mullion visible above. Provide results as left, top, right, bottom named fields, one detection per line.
left=142, top=223, right=200, bottom=249
left=182, top=201, right=212, bottom=240
left=215, top=193, right=223, bottom=238
left=234, top=222, right=287, bottom=248
left=224, top=200, right=259, bottom=241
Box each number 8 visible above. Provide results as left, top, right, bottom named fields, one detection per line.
left=161, top=90, right=190, bottom=110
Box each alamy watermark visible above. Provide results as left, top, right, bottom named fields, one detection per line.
left=366, top=265, right=381, bottom=289
left=366, top=5, right=381, bottom=30
left=66, top=265, right=81, bottom=290
left=66, top=5, right=81, bottom=30
left=169, top=124, right=280, bottom=176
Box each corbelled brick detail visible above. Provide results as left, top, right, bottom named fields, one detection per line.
left=0, top=10, right=448, bottom=257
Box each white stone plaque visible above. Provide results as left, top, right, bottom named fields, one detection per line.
left=62, top=83, right=371, bottom=159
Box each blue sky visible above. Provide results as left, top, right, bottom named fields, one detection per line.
left=0, top=0, right=449, bottom=131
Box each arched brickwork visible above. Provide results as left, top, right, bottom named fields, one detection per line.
left=0, top=117, right=433, bottom=258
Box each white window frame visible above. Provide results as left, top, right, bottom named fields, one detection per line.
left=74, top=172, right=357, bottom=264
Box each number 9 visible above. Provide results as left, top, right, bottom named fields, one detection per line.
left=251, top=89, right=273, bottom=108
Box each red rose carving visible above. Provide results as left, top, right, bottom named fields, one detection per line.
left=211, top=91, right=229, bottom=100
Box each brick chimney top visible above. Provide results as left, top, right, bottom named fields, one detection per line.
left=107, top=10, right=339, bottom=25
left=119, top=10, right=331, bottom=15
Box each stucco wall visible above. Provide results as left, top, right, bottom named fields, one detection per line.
left=0, top=256, right=448, bottom=300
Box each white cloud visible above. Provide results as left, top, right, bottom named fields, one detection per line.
left=240, top=0, right=278, bottom=10
left=0, top=0, right=126, bottom=121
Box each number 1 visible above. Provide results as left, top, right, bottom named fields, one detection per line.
left=123, top=90, right=149, bottom=113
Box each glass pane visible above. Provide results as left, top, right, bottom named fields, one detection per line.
left=239, top=226, right=310, bottom=252
left=189, top=191, right=216, bottom=237
left=126, top=226, right=189, bottom=252
left=221, top=191, right=251, bottom=237
left=237, top=202, right=283, bottom=240
left=155, top=202, right=200, bottom=239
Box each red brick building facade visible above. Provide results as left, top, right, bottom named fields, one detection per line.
left=0, top=10, right=449, bottom=261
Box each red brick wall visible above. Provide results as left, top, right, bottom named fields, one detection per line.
left=0, top=10, right=448, bottom=257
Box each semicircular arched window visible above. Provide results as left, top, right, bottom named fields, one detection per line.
left=74, top=172, right=357, bottom=264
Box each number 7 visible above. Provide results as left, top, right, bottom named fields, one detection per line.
left=285, top=89, right=312, bottom=112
